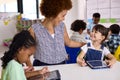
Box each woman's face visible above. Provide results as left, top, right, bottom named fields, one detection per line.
left=53, top=10, right=67, bottom=26
left=17, top=46, right=35, bottom=64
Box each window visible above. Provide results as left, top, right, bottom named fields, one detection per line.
left=22, top=0, right=37, bottom=19
left=0, top=0, right=17, bottom=12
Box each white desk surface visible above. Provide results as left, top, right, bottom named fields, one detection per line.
left=35, top=62, right=120, bottom=80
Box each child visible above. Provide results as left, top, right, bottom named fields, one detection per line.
left=87, top=13, right=101, bottom=35
left=105, top=24, right=120, bottom=54
left=70, top=19, right=87, bottom=43
left=77, top=24, right=116, bottom=67
left=1, top=30, right=49, bottom=80
left=86, top=13, right=101, bottom=40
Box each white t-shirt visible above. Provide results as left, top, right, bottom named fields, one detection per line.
left=81, top=42, right=110, bottom=60
left=70, top=32, right=87, bottom=43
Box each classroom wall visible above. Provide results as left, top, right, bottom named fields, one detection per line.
left=64, top=0, right=86, bottom=37
left=0, top=0, right=120, bottom=46
left=0, top=12, right=18, bottom=45
left=65, top=0, right=120, bottom=37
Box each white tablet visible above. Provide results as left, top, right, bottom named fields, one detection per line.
left=86, top=60, right=109, bottom=69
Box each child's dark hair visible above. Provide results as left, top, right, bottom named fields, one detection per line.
left=93, top=24, right=108, bottom=43
left=1, top=30, right=36, bottom=69
left=71, top=20, right=86, bottom=32
left=109, top=24, right=120, bottom=34
left=93, top=13, right=100, bottom=18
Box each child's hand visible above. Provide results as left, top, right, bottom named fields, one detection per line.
left=24, top=66, right=34, bottom=72
left=105, top=59, right=115, bottom=68
left=77, top=58, right=87, bottom=67
left=39, top=67, right=49, bottom=74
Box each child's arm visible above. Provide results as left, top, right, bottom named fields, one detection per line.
left=105, top=54, right=116, bottom=68
left=25, top=67, right=49, bottom=78
left=77, top=50, right=87, bottom=67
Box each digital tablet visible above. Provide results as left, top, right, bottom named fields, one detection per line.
left=45, top=70, right=61, bottom=80
left=27, top=70, right=61, bottom=80
left=86, top=60, right=109, bottom=69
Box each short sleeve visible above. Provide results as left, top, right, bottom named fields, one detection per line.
left=87, top=23, right=91, bottom=30
left=103, top=47, right=110, bottom=56
left=81, top=44, right=88, bottom=54
left=7, top=60, right=26, bottom=80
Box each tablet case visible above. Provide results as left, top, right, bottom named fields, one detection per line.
left=27, top=70, right=61, bottom=80
left=86, top=60, right=109, bottom=69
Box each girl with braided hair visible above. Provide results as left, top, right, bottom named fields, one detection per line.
left=1, top=30, right=49, bottom=80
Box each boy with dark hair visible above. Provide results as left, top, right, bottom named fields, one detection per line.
left=87, top=12, right=101, bottom=35
left=70, top=19, right=86, bottom=43
left=105, top=24, right=120, bottom=54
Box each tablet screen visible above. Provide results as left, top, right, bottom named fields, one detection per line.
left=27, top=70, right=61, bottom=80
left=45, top=70, right=61, bottom=80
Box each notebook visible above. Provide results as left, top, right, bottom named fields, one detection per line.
left=27, top=70, right=61, bottom=80
left=86, top=60, right=109, bottom=69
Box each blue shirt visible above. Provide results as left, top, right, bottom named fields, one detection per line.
left=32, top=22, right=67, bottom=64
left=87, top=22, right=96, bottom=32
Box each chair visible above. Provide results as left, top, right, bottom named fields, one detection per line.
left=114, top=45, right=120, bottom=61
left=65, top=46, right=81, bottom=64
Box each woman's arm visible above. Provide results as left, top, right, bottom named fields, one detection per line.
left=64, top=25, right=86, bottom=47
left=28, top=27, right=35, bottom=39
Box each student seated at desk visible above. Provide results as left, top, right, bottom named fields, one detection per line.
left=1, top=30, right=49, bottom=80
left=104, top=24, right=120, bottom=54
left=70, top=20, right=87, bottom=43
left=77, top=24, right=116, bottom=67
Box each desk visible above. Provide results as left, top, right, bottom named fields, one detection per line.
left=35, top=62, right=120, bottom=80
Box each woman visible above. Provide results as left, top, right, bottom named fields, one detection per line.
left=27, top=0, right=85, bottom=66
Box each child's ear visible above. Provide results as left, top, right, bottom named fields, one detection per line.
left=18, top=48, right=23, bottom=54
left=102, top=36, right=105, bottom=40
left=109, top=30, right=112, bottom=35
left=18, top=47, right=25, bottom=54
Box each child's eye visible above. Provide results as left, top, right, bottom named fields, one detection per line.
left=92, top=30, right=94, bottom=32
left=95, top=31, right=98, bottom=33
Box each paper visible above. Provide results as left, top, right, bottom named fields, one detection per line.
left=0, top=12, right=18, bottom=45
